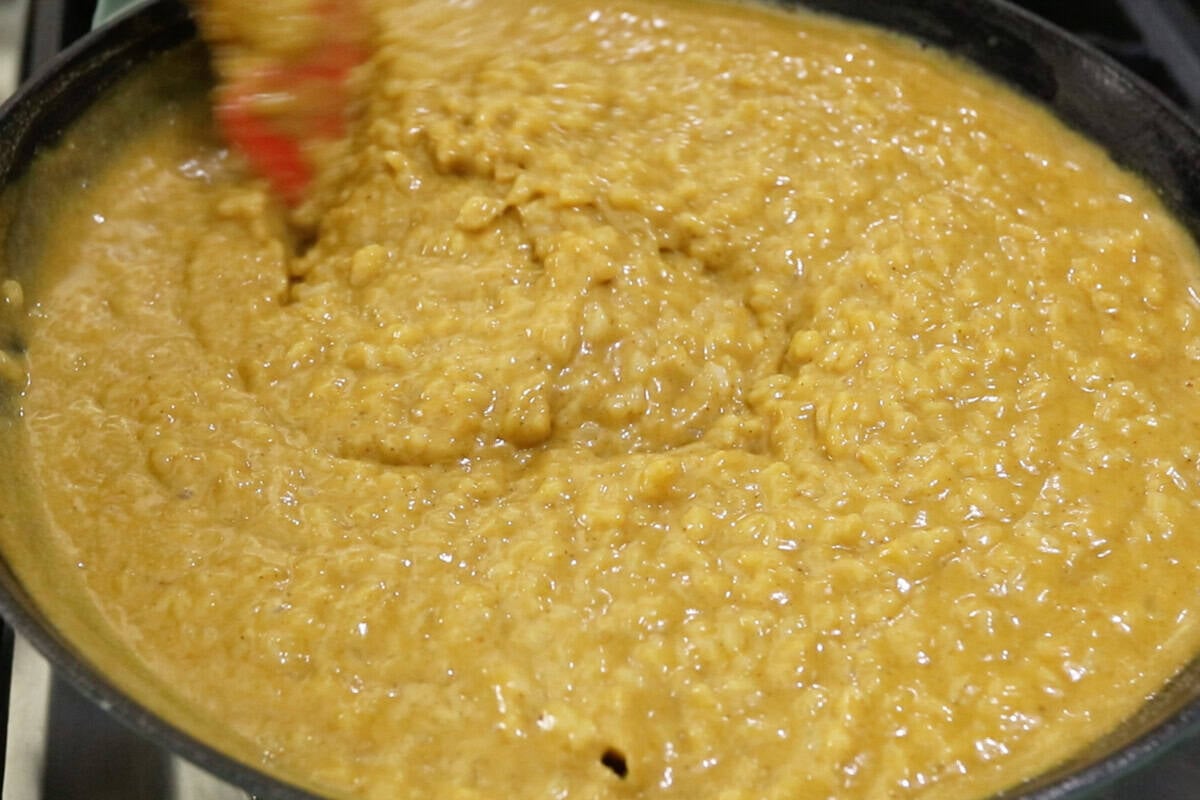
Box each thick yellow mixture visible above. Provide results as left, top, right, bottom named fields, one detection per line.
left=4, top=1, right=1200, bottom=798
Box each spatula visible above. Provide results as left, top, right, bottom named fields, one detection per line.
left=196, top=0, right=369, bottom=205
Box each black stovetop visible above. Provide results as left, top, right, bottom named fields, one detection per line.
left=4, top=1, right=1200, bottom=799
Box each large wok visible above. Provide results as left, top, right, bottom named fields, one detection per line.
left=0, top=1, right=1197, bottom=797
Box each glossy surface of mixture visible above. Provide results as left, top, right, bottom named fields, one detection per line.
left=5, top=1, right=1200, bottom=798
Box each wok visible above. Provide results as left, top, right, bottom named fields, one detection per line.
left=0, top=0, right=1197, bottom=797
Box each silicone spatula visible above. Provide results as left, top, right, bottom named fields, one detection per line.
left=198, top=0, right=369, bottom=205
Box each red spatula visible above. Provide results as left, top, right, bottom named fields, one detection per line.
left=200, top=1, right=369, bottom=205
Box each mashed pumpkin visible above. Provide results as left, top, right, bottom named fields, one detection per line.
left=4, top=0, right=1200, bottom=798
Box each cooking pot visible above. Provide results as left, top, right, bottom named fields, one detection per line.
left=0, top=1, right=1197, bottom=797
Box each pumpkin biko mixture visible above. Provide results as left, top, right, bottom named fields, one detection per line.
left=5, top=0, right=1200, bottom=798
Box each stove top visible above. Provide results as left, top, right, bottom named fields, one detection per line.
left=3, top=1, right=1200, bottom=798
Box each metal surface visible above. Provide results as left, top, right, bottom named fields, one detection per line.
left=20, top=0, right=96, bottom=82
left=3, top=641, right=247, bottom=799
left=0, top=0, right=28, bottom=98
left=3, top=638, right=51, bottom=800
left=1117, top=0, right=1200, bottom=110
